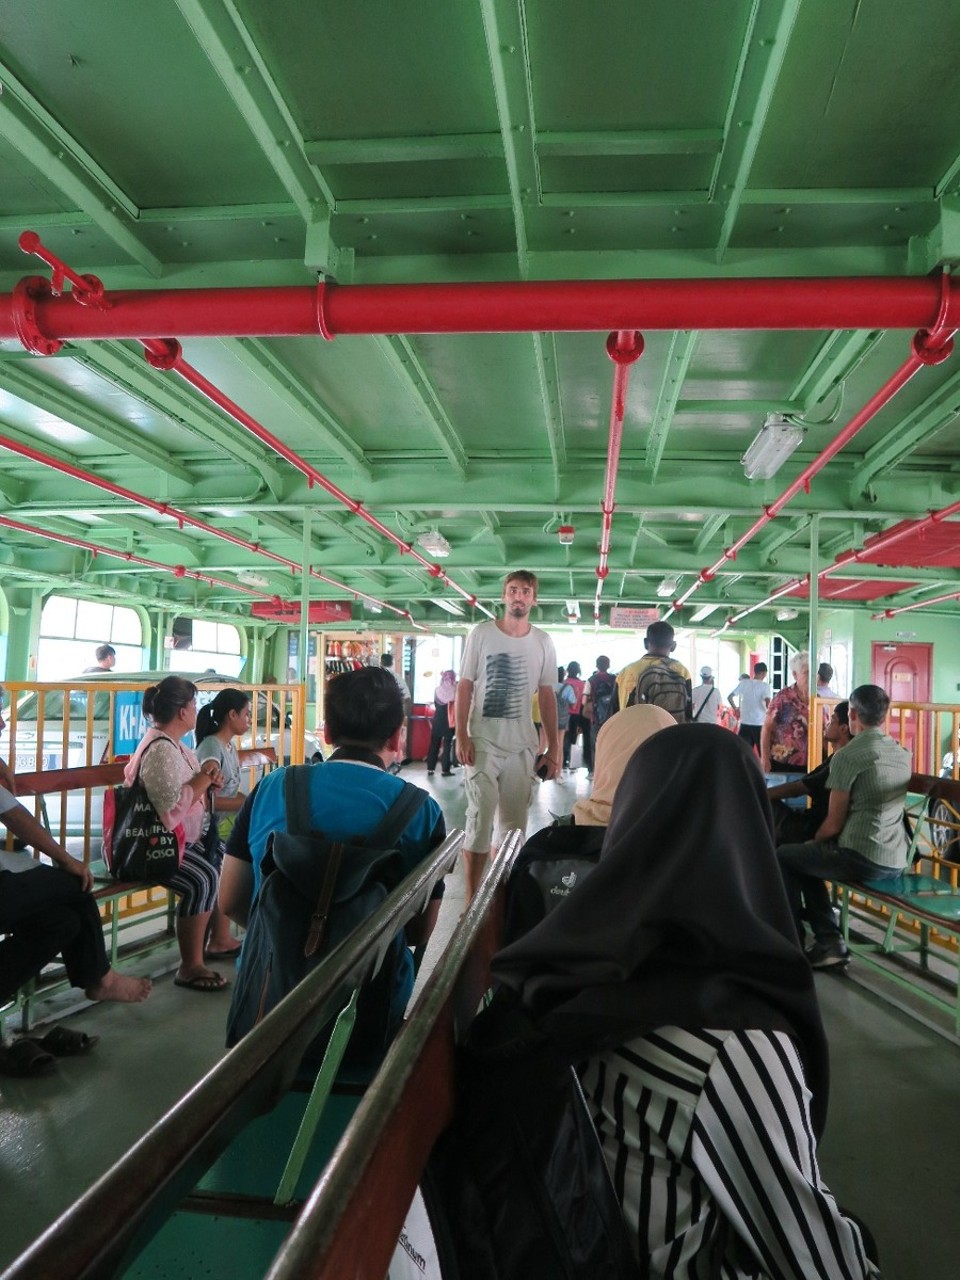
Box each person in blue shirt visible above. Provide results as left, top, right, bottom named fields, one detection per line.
left=219, top=666, right=446, bottom=1020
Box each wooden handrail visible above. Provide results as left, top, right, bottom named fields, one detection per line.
left=3, top=829, right=464, bottom=1280
left=265, top=829, right=523, bottom=1280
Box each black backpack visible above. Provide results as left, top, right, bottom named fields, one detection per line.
left=225, top=767, right=428, bottom=1068
left=631, top=657, right=691, bottom=723
left=590, top=676, right=616, bottom=729
left=503, top=821, right=605, bottom=946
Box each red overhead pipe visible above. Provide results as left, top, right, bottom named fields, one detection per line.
left=872, top=588, right=960, bottom=620
left=674, top=318, right=956, bottom=613
left=594, top=331, right=644, bottom=621
left=0, top=515, right=282, bottom=602
left=14, top=235, right=487, bottom=621
left=4, top=274, right=960, bottom=342
left=139, top=338, right=487, bottom=616
left=0, top=430, right=417, bottom=625
left=827, top=499, right=960, bottom=576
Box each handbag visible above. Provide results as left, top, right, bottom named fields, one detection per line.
left=102, top=739, right=185, bottom=883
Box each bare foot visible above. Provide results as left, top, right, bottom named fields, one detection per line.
left=86, top=969, right=152, bottom=1003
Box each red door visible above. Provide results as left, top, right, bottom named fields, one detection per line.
left=871, top=642, right=933, bottom=768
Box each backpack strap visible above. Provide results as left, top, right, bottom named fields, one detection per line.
left=367, top=780, right=429, bottom=849
left=283, top=764, right=315, bottom=838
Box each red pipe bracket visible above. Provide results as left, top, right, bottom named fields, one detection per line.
left=605, top=330, right=644, bottom=364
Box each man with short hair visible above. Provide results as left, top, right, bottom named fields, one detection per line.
left=220, top=666, right=445, bottom=1031
left=582, top=655, right=616, bottom=777
left=691, top=667, right=722, bottom=724
left=84, top=644, right=116, bottom=673
left=456, top=571, right=559, bottom=901
left=727, top=662, right=771, bottom=752
left=776, top=684, right=911, bottom=969
left=614, top=621, right=692, bottom=721
left=817, top=662, right=837, bottom=697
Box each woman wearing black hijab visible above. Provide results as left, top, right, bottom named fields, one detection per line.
left=493, top=725, right=879, bottom=1280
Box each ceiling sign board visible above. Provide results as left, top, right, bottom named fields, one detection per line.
left=251, top=602, right=353, bottom=624
left=609, top=606, right=661, bottom=629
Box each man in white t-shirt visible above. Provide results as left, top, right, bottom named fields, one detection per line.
left=691, top=667, right=723, bottom=724
left=728, top=662, right=772, bottom=753
left=456, top=571, right=559, bottom=900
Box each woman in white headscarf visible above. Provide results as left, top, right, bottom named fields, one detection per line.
left=502, top=705, right=675, bottom=943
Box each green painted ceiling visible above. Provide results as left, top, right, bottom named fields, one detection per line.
left=1, top=0, right=959, bottom=635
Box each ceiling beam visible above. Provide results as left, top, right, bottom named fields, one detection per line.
left=70, top=342, right=285, bottom=487
left=853, top=365, right=960, bottom=492
left=220, top=338, right=372, bottom=477
left=646, top=330, right=698, bottom=480
left=173, top=0, right=334, bottom=221
left=0, top=58, right=161, bottom=274
left=0, top=363, right=195, bottom=482
left=478, top=0, right=539, bottom=269
left=374, top=336, right=468, bottom=477
left=712, top=0, right=802, bottom=261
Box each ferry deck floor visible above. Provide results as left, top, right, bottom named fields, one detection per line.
left=1, top=760, right=957, bottom=1279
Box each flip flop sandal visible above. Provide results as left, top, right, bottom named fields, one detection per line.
left=204, top=945, right=242, bottom=960
left=31, top=1026, right=100, bottom=1057
left=0, top=1039, right=55, bottom=1077
left=174, top=972, right=229, bottom=992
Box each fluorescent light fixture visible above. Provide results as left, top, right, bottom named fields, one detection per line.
left=434, top=598, right=464, bottom=616
left=564, top=599, right=580, bottom=619
left=741, top=415, right=805, bottom=480
left=776, top=607, right=800, bottom=622
left=417, top=529, right=451, bottom=557
left=237, top=569, right=270, bottom=589
left=656, top=576, right=679, bottom=599
left=367, top=602, right=383, bottom=614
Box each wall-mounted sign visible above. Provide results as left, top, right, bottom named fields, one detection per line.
left=609, top=606, right=661, bottom=629
left=251, top=601, right=353, bottom=624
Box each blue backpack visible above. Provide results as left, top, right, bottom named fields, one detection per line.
left=226, top=767, right=427, bottom=1068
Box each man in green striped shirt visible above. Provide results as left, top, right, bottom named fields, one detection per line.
left=777, top=684, right=911, bottom=969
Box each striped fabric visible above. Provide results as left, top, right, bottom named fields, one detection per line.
left=580, top=1027, right=880, bottom=1279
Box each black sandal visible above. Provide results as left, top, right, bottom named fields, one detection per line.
left=0, top=1039, right=55, bottom=1077
left=30, top=1026, right=100, bottom=1057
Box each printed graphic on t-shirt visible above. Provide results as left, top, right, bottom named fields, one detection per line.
left=481, top=653, right=527, bottom=720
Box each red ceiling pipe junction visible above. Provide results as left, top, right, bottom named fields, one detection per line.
left=6, top=273, right=960, bottom=341
left=15, top=233, right=487, bottom=621
left=672, top=307, right=956, bottom=618
left=594, top=330, right=644, bottom=622
left=0, top=429, right=419, bottom=626
left=0, top=515, right=283, bottom=603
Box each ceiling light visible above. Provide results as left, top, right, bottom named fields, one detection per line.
left=367, top=602, right=383, bottom=614
left=564, top=599, right=580, bottom=619
left=237, top=569, right=270, bottom=589
left=434, top=598, right=464, bottom=616
left=417, top=529, right=451, bottom=557
left=741, top=415, right=805, bottom=480
left=776, top=607, right=800, bottom=622
left=656, top=576, right=679, bottom=599
left=558, top=524, right=575, bottom=545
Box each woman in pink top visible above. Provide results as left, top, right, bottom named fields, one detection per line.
left=124, top=676, right=227, bottom=992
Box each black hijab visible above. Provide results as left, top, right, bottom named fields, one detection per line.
left=493, top=724, right=830, bottom=1136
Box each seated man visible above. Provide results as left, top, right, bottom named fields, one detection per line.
left=776, top=684, right=911, bottom=969
left=768, top=700, right=852, bottom=844
left=220, top=666, right=445, bottom=1048
left=0, top=717, right=152, bottom=1075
